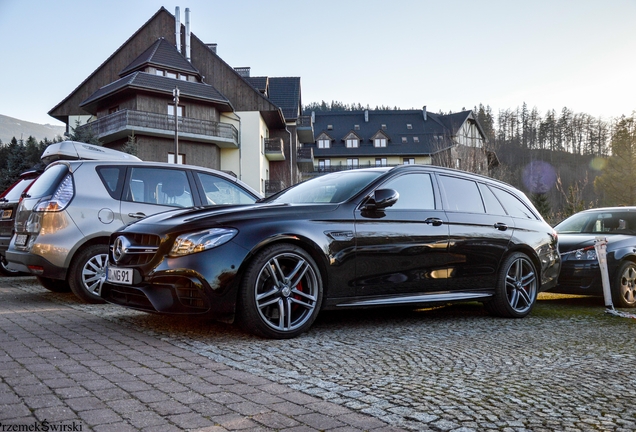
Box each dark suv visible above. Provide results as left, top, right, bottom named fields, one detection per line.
left=0, top=170, right=41, bottom=275
left=6, top=144, right=260, bottom=302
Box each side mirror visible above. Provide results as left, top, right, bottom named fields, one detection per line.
left=364, top=188, right=399, bottom=211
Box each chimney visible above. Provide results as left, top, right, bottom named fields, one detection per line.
left=175, top=7, right=181, bottom=52
left=206, top=43, right=217, bottom=54
left=423, top=106, right=427, bottom=121
left=364, top=109, right=369, bottom=123
left=185, top=8, right=191, bottom=61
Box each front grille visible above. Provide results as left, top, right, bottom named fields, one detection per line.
left=111, top=233, right=161, bottom=265
left=153, top=275, right=208, bottom=310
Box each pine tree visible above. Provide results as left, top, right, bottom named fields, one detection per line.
left=594, top=116, right=636, bottom=205
left=121, top=132, right=139, bottom=156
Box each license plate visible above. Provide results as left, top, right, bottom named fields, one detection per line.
left=14, top=234, right=27, bottom=246
left=1, top=209, right=11, bottom=219
left=107, top=266, right=133, bottom=285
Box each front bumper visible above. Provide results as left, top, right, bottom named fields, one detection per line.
left=552, top=261, right=603, bottom=295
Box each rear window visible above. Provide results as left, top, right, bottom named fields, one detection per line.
left=24, top=164, right=69, bottom=198
left=1, top=179, right=35, bottom=201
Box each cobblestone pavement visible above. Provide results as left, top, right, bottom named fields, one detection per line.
left=2, top=276, right=636, bottom=431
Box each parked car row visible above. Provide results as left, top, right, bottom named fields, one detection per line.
left=1, top=141, right=632, bottom=338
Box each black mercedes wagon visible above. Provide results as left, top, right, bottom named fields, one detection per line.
left=102, top=165, right=561, bottom=339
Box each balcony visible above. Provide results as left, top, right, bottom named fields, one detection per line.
left=296, top=115, right=314, bottom=143
left=76, top=109, right=239, bottom=148
left=265, top=179, right=286, bottom=196
left=296, top=147, right=314, bottom=171
left=264, top=137, right=285, bottom=161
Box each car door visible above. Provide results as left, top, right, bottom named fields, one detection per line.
left=437, top=174, right=514, bottom=291
left=354, top=171, right=450, bottom=297
left=119, top=166, right=196, bottom=224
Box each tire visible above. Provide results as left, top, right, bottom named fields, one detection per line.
left=237, top=243, right=323, bottom=339
left=0, top=254, right=25, bottom=276
left=484, top=252, right=538, bottom=318
left=68, top=244, right=108, bottom=304
left=36, top=276, right=71, bottom=293
left=612, top=260, right=636, bottom=308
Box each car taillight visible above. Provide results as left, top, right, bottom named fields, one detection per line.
left=34, top=174, right=74, bottom=212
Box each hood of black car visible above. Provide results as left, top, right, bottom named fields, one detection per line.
left=127, top=202, right=340, bottom=230
left=558, top=233, right=633, bottom=253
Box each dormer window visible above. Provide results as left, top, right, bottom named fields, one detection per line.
left=346, top=138, right=359, bottom=148
left=402, top=137, right=408, bottom=143
left=414, top=137, right=420, bottom=143
left=354, top=125, right=360, bottom=130
left=374, top=138, right=387, bottom=148
left=156, top=69, right=165, bottom=76
left=317, top=138, right=330, bottom=149
left=166, top=71, right=177, bottom=79
left=407, top=124, right=413, bottom=130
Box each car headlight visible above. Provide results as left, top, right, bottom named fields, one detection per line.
left=574, top=249, right=597, bottom=261
left=169, top=228, right=238, bottom=257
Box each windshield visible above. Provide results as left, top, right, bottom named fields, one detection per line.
left=555, top=211, right=636, bottom=234
left=266, top=170, right=386, bottom=204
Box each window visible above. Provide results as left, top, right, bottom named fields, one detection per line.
left=155, top=69, right=164, bottom=76
left=401, top=137, right=408, bottom=143
left=381, top=124, right=387, bottom=130
left=403, top=158, right=415, bottom=165
left=196, top=172, right=256, bottom=205
left=126, top=167, right=193, bottom=208
left=407, top=124, right=413, bottom=129
left=374, top=138, right=387, bottom=148
left=96, top=166, right=125, bottom=199
left=478, top=183, right=506, bottom=215
left=413, top=137, right=420, bottom=143
left=168, top=153, right=184, bottom=164
left=346, top=138, right=359, bottom=148
left=318, top=159, right=331, bottom=172
left=354, top=125, right=360, bottom=130
left=347, top=158, right=359, bottom=168
left=108, top=106, right=119, bottom=114
left=438, top=175, right=484, bottom=213
left=490, top=186, right=537, bottom=219
left=166, top=71, right=177, bottom=79
left=455, top=158, right=461, bottom=169
left=380, top=173, right=435, bottom=210
left=167, top=105, right=184, bottom=117
left=179, top=74, right=188, bottom=81
left=318, top=139, right=330, bottom=149
left=375, top=158, right=387, bottom=167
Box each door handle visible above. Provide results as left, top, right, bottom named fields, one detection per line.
left=128, top=212, right=146, bottom=219
left=494, top=222, right=508, bottom=231
left=424, top=217, right=444, bottom=226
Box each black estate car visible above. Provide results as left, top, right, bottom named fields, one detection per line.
left=552, top=207, right=636, bottom=308
left=102, top=165, right=561, bottom=339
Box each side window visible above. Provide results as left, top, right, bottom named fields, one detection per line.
left=96, top=166, right=125, bottom=199
left=125, top=167, right=193, bottom=208
left=478, top=183, right=507, bottom=215
left=490, top=186, right=537, bottom=219
left=196, top=172, right=256, bottom=205
left=380, top=173, right=435, bottom=210
left=438, top=175, right=484, bottom=213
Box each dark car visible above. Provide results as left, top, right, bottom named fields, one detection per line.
left=102, top=165, right=561, bottom=339
left=0, top=170, right=41, bottom=275
left=552, top=207, right=636, bottom=308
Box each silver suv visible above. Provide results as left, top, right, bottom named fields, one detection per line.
left=6, top=143, right=259, bottom=303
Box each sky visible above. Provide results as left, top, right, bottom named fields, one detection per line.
left=1, top=0, right=635, bottom=126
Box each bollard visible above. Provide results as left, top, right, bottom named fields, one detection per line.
left=593, top=237, right=613, bottom=309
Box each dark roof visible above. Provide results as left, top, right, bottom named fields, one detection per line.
left=120, top=37, right=200, bottom=77
left=245, top=76, right=268, bottom=94
left=245, top=76, right=301, bottom=121
left=266, top=78, right=301, bottom=121
left=79, top=71, right=232, bottom=112
left=310, top=110, right=459, bottom=157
